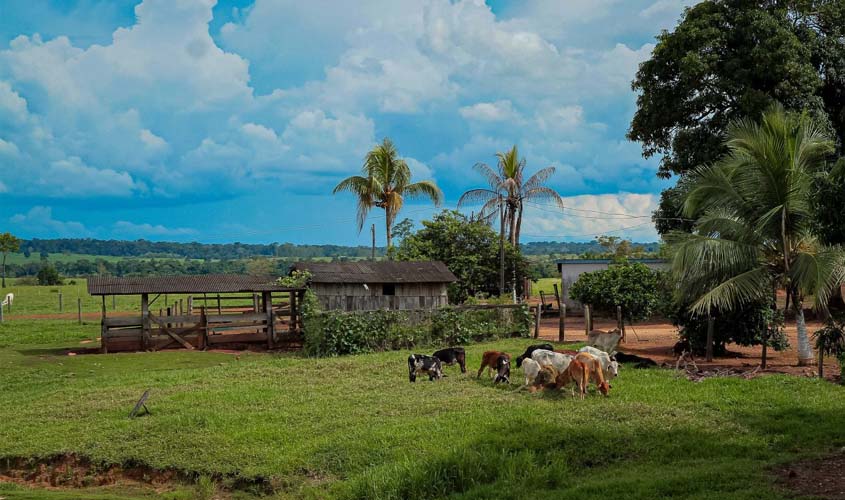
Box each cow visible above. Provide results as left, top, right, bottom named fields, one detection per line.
left=554, top=358, right=589, bottom=399
left=521, top=358, right=541, bottom=386
left=586, top=329, right=622, bottom=353
left=578, top=346, right=620, bottom=378
left=408, top=354, right=443, bottom=382
left=432, top=347, right=467, bottom=373
left=477, top=351, right=511, bottom=384
left=515, top=343, right=554, bottom=367
left=528, top=365, right=559, bottom=393
left=613, top=351, right=658, bottom=368
left=531, top=350, right=574, bottom=380
left=574, top=352, right=610, bottom=396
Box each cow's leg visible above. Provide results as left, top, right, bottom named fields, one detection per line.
left=457, top=353, right=466, bottom=373
left=476, top=362, right=486, bottom=378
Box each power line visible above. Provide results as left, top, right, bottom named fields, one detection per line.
left=519, top=220, right=656, bottom=239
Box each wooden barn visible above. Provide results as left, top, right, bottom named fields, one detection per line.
left=88, top=275, right=306, bottom=353
left=290, top=261, right=456, bottom=311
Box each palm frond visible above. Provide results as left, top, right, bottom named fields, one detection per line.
left=689, top=266, right=772, bottom=315
left=404, top=180, right=444, bottom=206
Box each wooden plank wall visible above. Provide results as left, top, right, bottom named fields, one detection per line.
left=313, top=282, right=449, bottom=311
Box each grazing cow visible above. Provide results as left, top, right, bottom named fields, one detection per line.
left=515, top=343, right=554, bottom=367
left=554, top=349, right=580, bottom=356
left=613, top=351, right=657, bottom=368
left=587, top=329, right=622, bottom=353
left=433, top=347, right=467, bottom=373
left=578, top=346, right=620, bottom=378
left=531, top=349, right=574, bottom=375
left=528, top=365, right=559, bottom=393
left=521, top=358, right=541, bottom=386
left=554, top=358, right=589, bottom=399
left=477, top=351, right=511, bottom=384
left=1, top=293, right=13, bottom=309
left=408, top=354, right=443, bottom=382
left=574, top=352, right=610, bottom=396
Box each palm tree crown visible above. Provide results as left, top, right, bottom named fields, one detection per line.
left=670, top=104, right=845, bottom=365
left=458, top=145, right=562, bottom=246
left=333, top=138, right=443, bottom=250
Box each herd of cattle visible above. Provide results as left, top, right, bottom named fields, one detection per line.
left=407, top=342, right=641, bottom=398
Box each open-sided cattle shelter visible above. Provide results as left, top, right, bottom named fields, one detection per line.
left=88, top=275, right=305, bottom=353
left=290, top=261, right=456, bottom=311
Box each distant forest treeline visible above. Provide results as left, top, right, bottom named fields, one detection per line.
left=17, top=238, right=658, bottom=260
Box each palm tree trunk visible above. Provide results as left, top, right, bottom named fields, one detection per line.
left=508, top=202, right=518, bottom=246
left=793, top=290, right=813, bottom=366
left=514, top=201, right=524, bottom=248
left=385, top=207, right=392, bottom=256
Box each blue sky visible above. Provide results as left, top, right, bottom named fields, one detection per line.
left=0, top=0, right=694, bottom=246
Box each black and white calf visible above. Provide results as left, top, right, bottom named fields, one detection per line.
left=408, top=354, right=444, bottom=382
left=515, top=343, right=554, bottom=367
left=432, top=347, right=466, bottom=373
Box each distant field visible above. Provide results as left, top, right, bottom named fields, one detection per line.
left=4, top=252, right=126, bottom=265
left=532, top=277, right=562, bottom=297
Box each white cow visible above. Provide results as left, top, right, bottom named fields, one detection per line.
left=586, top=329, right=622, bottom=353
left=531, top=349, right=574, bottom=374
left=521, top=358, right=541, bottom=386
left=1, top=293, right=13, bottom=310
left=579, top=346, right=620, bottom=378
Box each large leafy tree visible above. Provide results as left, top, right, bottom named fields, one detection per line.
left=630, top=0, right=845, bottom=234
left=670, top=106, right=845, bottom=366
left=395, top=210, right=528, bottom=303
left=458, top=145, right=562, bottom=246
left=0, top=232, right=21, bottom=288
left=333, top=138, right=443, bottom=250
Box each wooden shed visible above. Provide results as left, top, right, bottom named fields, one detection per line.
left=88, top=274, right=305, bottom=353
left=290, top=261, right=456, bottom=311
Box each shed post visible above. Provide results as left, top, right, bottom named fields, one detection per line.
left=263, top=292, right=274, bottom=348
left=216, top=294, right=221, bottom=315
left=188, top=295, right=193, bottom=314
left=199, top=306, right=208, bottom=350
left=253, top=293, right=259, bottom=312
left=534, top=307, right=541, bottom=339
left=101, top=296, right=106, bottom=320
left=141, top=293, right=150, bottom=351
left=112, top=295, right=116, bottom=311
left=558, top=303, right=566, bottom=343
left=290, top=290, right=298, bottom=333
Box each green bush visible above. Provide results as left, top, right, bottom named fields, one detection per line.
left=302, top=299, right=532, bottom=357
left=568, top=263, right=659, bottom=321
left=36, top=264, right=63, bottom=286
left=670, top=300, right=788, bottom=356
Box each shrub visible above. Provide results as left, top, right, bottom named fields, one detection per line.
left=36, top=264, right=63, bottom=286
left=814, top=316, right=845, bottom=381
left=302, top=301, right=532, bottom=357
left=568, top=263, right=659, bottom=321
left=670, top=299, right=788, bottom=356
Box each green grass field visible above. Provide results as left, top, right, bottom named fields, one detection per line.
left=532, top=277, right=560, bottom=297
left=1, top=312, right=844, bottom=499
left=0, top=279, right=192, bottom=316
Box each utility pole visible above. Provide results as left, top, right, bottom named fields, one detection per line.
left=499, top=195, right=505, bottom=297
left=371, top=224, right=376, bottom=261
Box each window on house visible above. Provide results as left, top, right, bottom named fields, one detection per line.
left=382, top=283, right=396, bottom=296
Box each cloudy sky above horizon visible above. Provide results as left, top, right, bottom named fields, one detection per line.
left=0, top=0, right=694, bottom=245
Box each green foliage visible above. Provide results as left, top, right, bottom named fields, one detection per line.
left=814, top=315, right=845, bottom=380
left=302, top=305, right=531, bottom=357
left=630, top=1, right=845, bottom=234
left=276, top=270, right=312, bottom=288
left=671, top=300, right=788, bottom=356
left=36, top=264, right=63, bottom=286
left=811, top=158, right=845, bottom=245
left=395, top=210, right=529, bottom=303
left=568, top=263, right=660, bottom=321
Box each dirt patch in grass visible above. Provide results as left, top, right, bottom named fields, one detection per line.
left=775, top=452, right=845, bottom=499
left=0, top=454, right=274, bottom=496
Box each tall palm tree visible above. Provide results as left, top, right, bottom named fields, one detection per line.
left=333, top=138, right=443, bottom=250
left=670, top=105, right=845, bottom=366
left=458, top=145, right=563, bottom=246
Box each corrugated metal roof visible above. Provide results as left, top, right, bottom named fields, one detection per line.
left=87, top=274, right=302, bottom=295
left=290, top=261, right=457, bottom=284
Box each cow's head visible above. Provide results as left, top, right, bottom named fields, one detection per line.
left=608, top=360, right=620, bottom=378
left=494, top=356, right=510, bottom=384
left=598, top=380, right=610, bottom=396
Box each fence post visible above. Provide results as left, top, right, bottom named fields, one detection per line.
left=59, top=292, right=63, bottom=312
left=188, top=295, right=193, bottom=314
left=534, top=307, right=541, bottom=339
left=706, top=316, right=714, bottom=362
left=77, top=298, right=82, bottom=325
left=558, top=303, right=565, bottom=343
left=0, top=299, right=4, bottom=323
left=584, top=305, right=591, bottom=336
left=617, top=305, right=625, bottom=342
left=112, top=294, right=116, bottom=311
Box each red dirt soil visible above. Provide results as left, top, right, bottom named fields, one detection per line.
left=534, top=315, right=835, bottom=380
left=775, top=452, right=845, bottom=499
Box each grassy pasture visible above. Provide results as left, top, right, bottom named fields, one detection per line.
left=1, top=317, right=844, bottom=499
